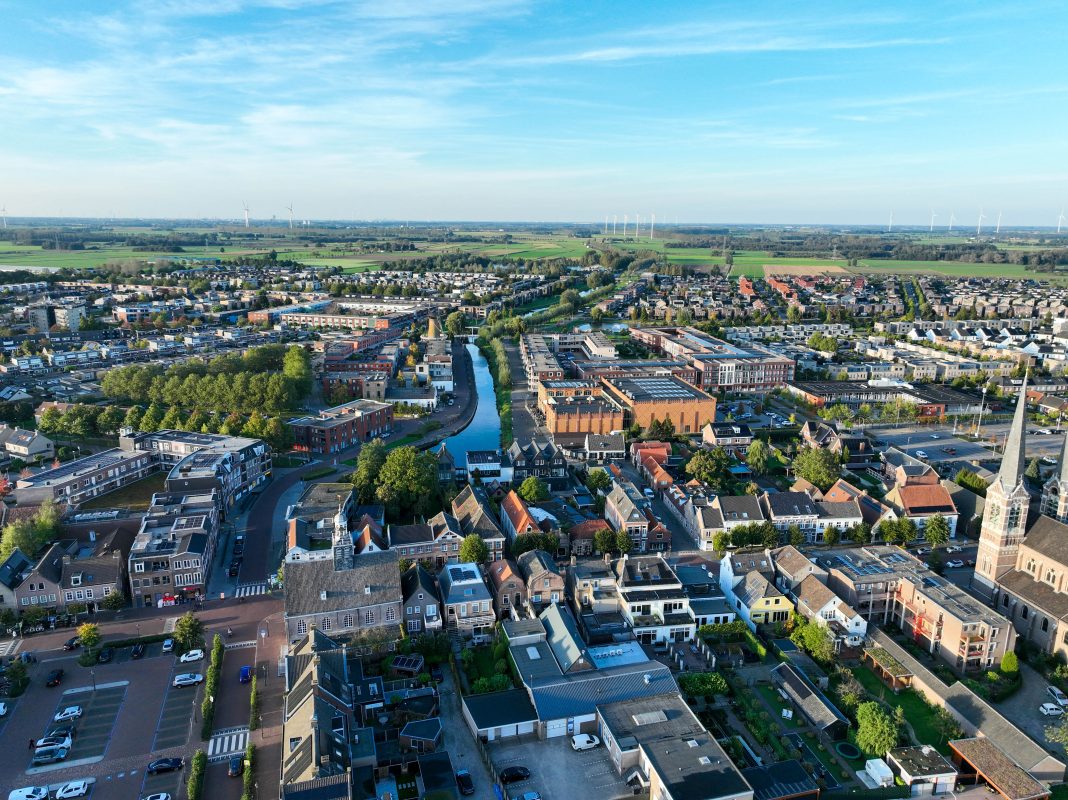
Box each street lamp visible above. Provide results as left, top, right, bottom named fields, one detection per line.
left=976, top=386, right=988, bottom=438
left=90, top=669, right=96, bottom=692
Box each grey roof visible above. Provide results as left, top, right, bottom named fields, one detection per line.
left=765, top=491, right=818, bottom=518
left=0, top=548, right=32, bottom=590
left=452, top=484, right=505, bottom=541
left=742, top=760, right=819, bottom=800
left=539, top=603, right=591, bottom=673
left=736, top=570, right=783, bottom=607
left=517, top=549, right=560, bottom=584
left=528, top=661, right=676, bottom=721
left=462, top=689, right=538, bottom=731
left=771, top=662, right=848, bottom=732
left=1017, top=514, right=1068, bottom=569
left=284, top=550, right=401, bottom=618
left=388, top=523, right=433, bottom=546
left=437, top=562, right=491, bottom=605
left=816, top=500, right=862, bottom=520
left=888, top=746, right=957, bottom=779
left=717, top=494, right=764, bottom=523
left=401, top=564, right=439, bottom=605
left=1060, top=430, right=1068, bottom=484
left=400, top=717, right=441, bottom=742
left=997, top=372, right=1028, bottom=490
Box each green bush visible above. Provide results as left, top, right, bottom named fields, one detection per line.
left=249, top=674, right=259, bottom=731
left=201, top=633, right=224, bottom=739
left=241, top=743, right=256, bottom=800
left=187, top=749, right=207, bottom=800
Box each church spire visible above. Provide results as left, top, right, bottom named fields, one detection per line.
left=1059, top=427, right=1068, bottom=484
left=997, top=372, right=1028, bottom=490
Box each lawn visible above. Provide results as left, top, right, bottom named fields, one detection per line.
left=80, top=471, right=167, bottom=511
left=851, top=259, right=1045, bottom=280
left=755, top=683, right=802, bottom=728
left=852, top=667, right=951, bottom=755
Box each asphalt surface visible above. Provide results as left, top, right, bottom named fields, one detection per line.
left=870, top=423, right=1064, bottom=469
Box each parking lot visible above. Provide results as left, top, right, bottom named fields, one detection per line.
left=139, top=757, right=187, bottom=799
left=489, top=735, right=631, bottom=800
left=27, top=683, right=127, bottom=774
left=153, top=671, right=201, bottom=750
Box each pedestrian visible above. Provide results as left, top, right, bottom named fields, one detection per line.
left=28, top=738, right=33, bottom=750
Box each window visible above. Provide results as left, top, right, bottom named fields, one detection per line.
left=1043, top=618, right=1050, bottom=632
left=103, top=586, right=111, bottom=596
left=65, top=592, right=74, bottom=602
left=321, top=617, right=331, bottom=631
left=85, top=589, right=94, bottom=599
left=297, top=619, right=307, bottom=635
left=364, top=609, right=374, bottom=624
left=343, top=614, right=353, bottom=628
left=407, top=619, right=421, bottom=632
left=386, top=607, right=396, bottom=622
left=135, top=563, right=144, bottom=573
left=414, top=606, right=421, bottom=614
left=75, top=590, right=84, bottom=601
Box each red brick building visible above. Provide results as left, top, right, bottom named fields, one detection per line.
left=290, top=399, right=393, bottom=454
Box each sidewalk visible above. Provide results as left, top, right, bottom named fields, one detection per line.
left=251, top=609, right=286, bottom=799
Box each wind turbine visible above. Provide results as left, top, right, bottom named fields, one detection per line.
left=612, top=215, right=617, bottom=235
left=887, top=211, right=893, bottom=233
left=603, top=216, right=608, bottom=235
left=948, top=211, right=956, bottom=232
left=976, top=208, right=986, bottom=236
left=1058, top=209, right=1066, bottom=235
left=929, top=211, right=937, bottom=232
left=242, top=201, right=250, bottom=229
left=995, top=211, right=1002, bottom=235
left=623, top=214, right=628, bottom=237
left=0, top=205, right=6, bottom=230
left=286, top=204, right=294, bottom=230
left=650, top=213, right=656, bottom=240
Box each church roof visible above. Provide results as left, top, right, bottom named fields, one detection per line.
left=1019, top=514, right=1068, bottom=566
left=1059, top=429, right=1068, bottom=484
left=995, top=373, right=1028, bottom=491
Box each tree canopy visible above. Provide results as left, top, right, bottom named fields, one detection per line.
left=375, top=446, right=439, bottom=520
left=459, top=534, right=489, bottom=564
left=790, top=446, right=840, bottom=492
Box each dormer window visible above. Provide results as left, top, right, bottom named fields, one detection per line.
left=71, top=574, right=82, bottom=587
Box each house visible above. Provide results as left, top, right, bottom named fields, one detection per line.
left=597, top=693, right=754, bottom=800
left=884, top=482, right=959, bottom=538
left=771, top=662, right=849, bottom=739
left=793, top=574, right=867, bottom=650
left=517, top=549, right=564, bottom=612
left=0, top=425, right=53, bottom=462
left=886, top=746, right=958, bottom=797
left=569, top=518, right=610, bottom=557
left=426, top=511, right=465, bottom=567
left=434, top=443, right=456, bottom=484
left=461, top=689, right=539, bottom=742
left=507, top=439, right=568, bottom=492
left=540, top=603, right=594, bottom=673
left=823, top=478, right=896, bottom=532
left=702, top=422, right=754, bottom=456
left=437, top=562, right=494, bottom=641
left=282, top=528, right=403, bottom=640
left=401, top=564, right=441, bottom=635
left=613, top=555, right=696, bottom=644
left=605, top=479, right=649, bottom=541
left=584, top=432, right=626, bottom=462
left=720, top=552, right=793, bottom=631
left=0, top=548, right=33, bottom=610
left=487, top=559, right=527, bottom=619
left=451, top=484, right=506, bottom=561
left=770, top=544, right=828, bottom=594
left=500, top=490, right=541, bottom=542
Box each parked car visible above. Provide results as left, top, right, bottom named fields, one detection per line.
left=54, top=782, right=90, bottom=799
left=46, top=668, right=64, bottom=687
left=946, top=560, right=965, bottom=569
left=946, top=546, right=962, bottom=553
left=161, top=638, right=174, bottom=653
left=142, top=795, right=171, bottom=800
left=0, top=702, right=7, bottom=716
left=53, top=706, right=83, bottom=722
left=1048, top=686, right=1068, bottom=707
left=35, top=735, right=72, bottom=749
left=173, top=673, right=204, bottom=688
left=7, top=788, right=47, bottom=800
left=228, top=560, right=241, bottom=578
left=455, top=769, right=475, bottom=796
left=96, top=647, right=114, bottom=664
left=179, top=649, right=205, bottom=663
left=499, top=766, right=531, bottom=784
left=147, top=757, right=183, bottom=774
left=228, top=756, right=243, bottom=777
left=1041, top=702, right=1065, bottom=717
left=48, top=724, right=75, bottom=738
left=31, top=746, right=68, bottom=766
left=131, top=643, right=146, bottom=659
left=515, top=793, right=542, bottom=800
left=239, top=665, right=253, bottom=683
left=430, top=665, right=444, bottom=682
left=916, top=450, right=929, bottom=459
left=571, top=733, right=600, bottom=751
left=62, top=637, right=80, bottom=651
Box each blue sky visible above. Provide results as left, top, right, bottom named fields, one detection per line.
left=1, top=0, right=1066, bottom=224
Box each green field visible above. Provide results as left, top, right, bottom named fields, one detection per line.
left=852, top=259, right=1040, bottom=279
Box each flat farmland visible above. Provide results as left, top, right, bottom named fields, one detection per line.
left=850, top=259, right=1055, bottom=279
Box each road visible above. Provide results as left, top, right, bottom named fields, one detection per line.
left=870, top=424, right=1064, bottom=470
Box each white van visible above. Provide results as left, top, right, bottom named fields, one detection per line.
left=8, top=789, right=48, bottom=800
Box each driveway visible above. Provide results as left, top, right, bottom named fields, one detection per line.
left=436, top=670, right=496, bottom=800
left=488, top=735, right=632, bottom=800
left=994, top=661, right=1066, bottom=759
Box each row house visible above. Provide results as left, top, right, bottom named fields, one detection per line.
left=516, top=549, right=564, bottom=613
left=613, top=555, right=695, bottom=644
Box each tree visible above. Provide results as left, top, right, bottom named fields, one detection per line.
left=518, top=476, right=549, bottom=504
left=282, top=345, right=312, bottom=395
left=77, top=622, right=101, bottom=654
left=511, top=532, right=558, bottom=557
left=855, top=701, right=899, bottom=757
left=445, top=311, right=466, bottom=337
left=101, top=591, right=126, bottom=611
left=585, top=468, right=611, bottom=494
left=139, top=402, right=164, bottom=433
left=924, top=514, right=951, bottom=549
left=38, top=406, right=64, bottom=436
left=375, top=446, right=438, bottom=519
left=459, top=534, right=489, bottom=564
left=932, top=706, right=963, bottom=744
left=96, top=405, right=125, bottom=435
left=1026, top=458, right=1042, bottom=481
left=788, top=524, right=805, bottom=547
left=1000, top=650, right=1019, bottom=676
left=790, top=446, right=840, bottom=492
left=351, top=438, right=387, bottom=504
left=745, top=439, right=770, bottom=476
left=1046, top=720, right=1068, bottom=748
left=686, top=447, right=732, bottom=491
left=760, top=522, right=780, bottom=549
left=122, top=405, right=144, bottom=431
left=172, top=612, right=205, bottom=654
left=616, top=529, right=633, bottom=555
left=160, top=404, right=183, bottom=430
left=712, top=531, right=731, bottom=552
left=594, top=528, right=616, bottom=556
left=849, top=522, right=871, bottom=545
left=823, top=525, right=840, bottom=546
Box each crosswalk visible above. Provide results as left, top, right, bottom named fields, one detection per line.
left=0, top=638, right=20, bottom=658
left=163, top=616, right=179, bottom=633
left=225, top=640, right=256, bottom=651
left=207, top=726, right=249, bottom=760
left=236, top=582, right=268, bottom=597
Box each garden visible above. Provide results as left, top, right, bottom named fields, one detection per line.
left=459, top=639, right=515, bottom=695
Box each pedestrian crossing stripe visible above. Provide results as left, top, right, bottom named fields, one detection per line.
left=208, top=728, right=249, bottom=760
left=236, top=583, right=267, bottom=597
left=0, top=639, right=20, bottom=658
left=163, top=616, right=179, bottom=633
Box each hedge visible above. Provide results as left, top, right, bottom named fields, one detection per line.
left=186, top=750, right=207, bottom=800
left=241, top=743, right=256, bottom=800
left=302, top=465, right=337, bottom=480
left=104, top=632, right=173, bottom=649
left=201, top=633, right=224, bottom=740
left=249, top=674, right=259, bottom=730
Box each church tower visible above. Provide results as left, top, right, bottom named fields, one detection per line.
left=1041, top=432, right=1068, bottom=522
left=973, top=376, right=1032, bottom=600
left=332, top=497, right=353, bottom=572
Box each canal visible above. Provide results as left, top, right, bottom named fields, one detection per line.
left=441, top=342, right=502, bottom=459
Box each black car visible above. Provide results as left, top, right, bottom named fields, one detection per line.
left=49, top=724, right=75, bottom=738
left=228, top=755, right=244, bottom=777
left=97, top=647, right=114, bottom=664
left=131, top=643, right=146, bottom=659
left=147, top=757, right=184, bottom=774
left=455, top=769, right=475, bottom=796
left=500, top=766, right=531, bottom=784
left=45, top=668, right=64, bottom=687
left=228, top=559, right=241, bottom=578
left=62, top=637, right=80, bottom=651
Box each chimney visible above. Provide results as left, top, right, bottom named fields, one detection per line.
left=320, top=590, right=327, bottom=601
left=643, top=674, right=651, bottom=685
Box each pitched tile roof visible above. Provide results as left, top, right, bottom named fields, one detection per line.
left=284, top=550, right=401, bottom=617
